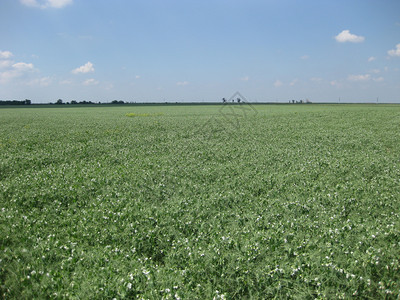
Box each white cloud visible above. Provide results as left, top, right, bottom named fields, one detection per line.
left=330, top=80, right=339, bottom=86
left=388, top=44, right=400, bottom=57
left=59, top=79, right=72, bottom=85
left=177, top=81, right=189, bottom=86
left=290, top=79, right=298, bottom=86
left=72, top=62, right=94, bottom=74
left=0, top=71, right=17, bottom=84
left=83, top=78, right=99, bottom=86
left=135, top=75, right=141, bottom=79
left=47, top=0, right=72, bottom=8
left=368, top=69, right=380, bottom=74
left=0, top=61, right=35, bottom=84
left=300, top=55, right=309, bottom=60
left=373, top=77, right=384, bottom=82
left=12, top=62, right=34, bottom=71
left=335, top=30, right=365, bottom=43
left=0, top=60, right=13, bottom=69
left=240, top=76, right=249, bottom=81
left=20, top=0, right=73, bottom=8
left=368, top=56, right=376, bottom=62
left=0, top=51, right=13, bottom=59
left=273, top=80, right=283, bottom=87
left=0, top=57, right=51, bottom=87
left=348, top=74, right=370, bottom=81
left=20, top=0, right=37, bottom=6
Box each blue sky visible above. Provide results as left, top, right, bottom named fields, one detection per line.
left=1, top=0, right=400, bottom=103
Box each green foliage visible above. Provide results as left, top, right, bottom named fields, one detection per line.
left=126, top=112, right=164, bottom=117
left=1, top=104, right=400, bottom=298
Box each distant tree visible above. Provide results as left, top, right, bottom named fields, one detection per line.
left=111, top=100, right=124, bottom=104
left=56, top=99, right=63, bottom=105
left=78, top=100, right=94, bottom=104
left=222, top=98, right=227, bottom=103
left=24, top=99, right=31, bottom=105
left=237, top=98, right=241, bottom=103
left=71, top=100, right=77, bottom=105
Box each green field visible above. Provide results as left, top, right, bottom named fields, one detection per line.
left=1, top=104, right=400, bottom=298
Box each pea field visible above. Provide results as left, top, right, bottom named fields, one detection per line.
left=1, top=103, right=400, bottom=299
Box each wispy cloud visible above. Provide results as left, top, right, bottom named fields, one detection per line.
left=290, top=79, right=298, bottom=86
left=369, top=69, right=380, bottom=74
left=335, top=30, right=365, bottom=43
left=12, top=62, right=34, bottom=71
left=20, top=0, right=73, bottom=9
left=0, top=61, right=35, bottom=84
left=388, top=44, right=400, bottom=57
left=0, top=60, right=13, bottom=69
left=273, top=80, right=283, bottom=87
left=27, top=76, right=52, bottom=87
left=59, top=79, right=72, bottom=85
left=300, top=55, right=309, bottom=60
left=72, top=62, right=94, bottom=74
left=83, top=78, right=99, bottom=86
left=240, top=76, right=249, bottom=81
left=348, top=74, right=370, bottom=81
left=368, top=56, right=376, bottom=62
left=0, top=50, right=13, bottom=59
left=373, top=77, right=384, bottom=82
left=0, top=52, right=52, bottom=86
left=177, top=81, right=189, bottom=86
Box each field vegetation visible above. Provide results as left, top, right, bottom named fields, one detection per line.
left=1, top=104, right=400, bottom=298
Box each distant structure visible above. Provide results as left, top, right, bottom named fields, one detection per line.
left=289, top=99, right=311, bottom=104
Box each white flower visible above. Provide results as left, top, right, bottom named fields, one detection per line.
left=142, top=270, right=150, bottom=275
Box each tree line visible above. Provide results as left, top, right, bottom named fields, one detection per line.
left=56, top=99, right=126, bottom=105
left=0, top=99, right=127, bottom=105
left=0, top=99, right=31, bottom=105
